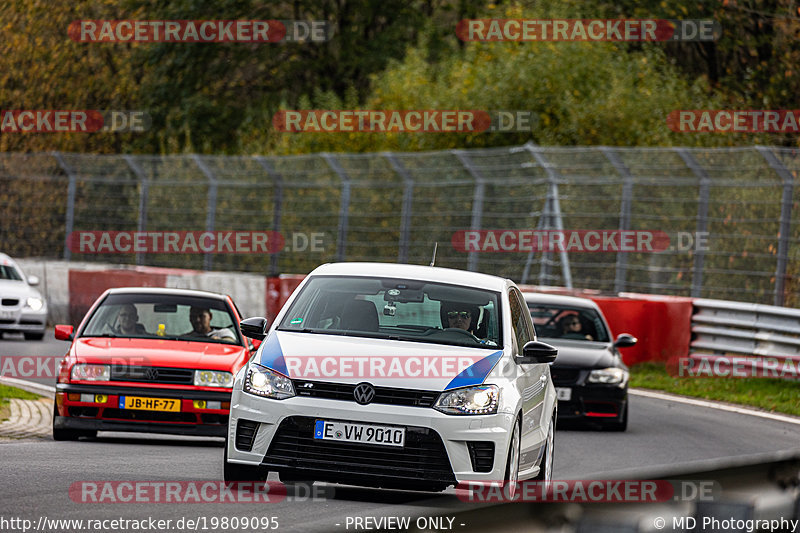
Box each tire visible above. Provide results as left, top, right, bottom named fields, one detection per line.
left=223, top=444, right=268, bottom=482
left=24, top=332, right=45, bottom=341
left=502, top=418, right=521, bottom=500
left=51, top=400, right=95, bottom=440
left=534, top=415, right=554, bottom=483
left=604, top=402, right=628, bottom=432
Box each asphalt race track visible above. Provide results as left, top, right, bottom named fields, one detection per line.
left=1, top=334, right=799, bottom=532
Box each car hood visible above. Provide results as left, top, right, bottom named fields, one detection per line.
left=539, top=338, right=618, bottom=369
left=0, top=279, right=40, bottom=300
left=72, top=337, right=246, bottom=371
left=255, top=330, right=505, bottom=391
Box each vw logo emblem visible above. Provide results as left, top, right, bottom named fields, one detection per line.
left=353, top=383, right=375, bottom=405
left=144, top=368, right=159, bottom=381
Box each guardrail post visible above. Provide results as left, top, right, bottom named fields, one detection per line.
left=453, top=150, right=486, bottom=272
left=755, top=146, right=794, bottom=306
left=123, top=155, right=149, bottom=266
left=383, top=153, right=414, bottom=264
left=52, top=152, right=77, bottom=261
left=523, top=143, right=572, bottom=287
left=676, top=149, right=710, bottom=298
left=322, top=153, right=351, bottom=262
left=601, top=147, right=633, bottom=294
left=255, top=157, right=284, bottom=277
left=192, top=154, right=218, bottom=271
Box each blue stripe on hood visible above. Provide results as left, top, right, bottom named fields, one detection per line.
left=444, top=350, right=503, bottom=390
left=256, top=333, right=289, bottom=376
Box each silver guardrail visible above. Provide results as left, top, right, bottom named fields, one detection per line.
left=689, top=298, right=800, bottom=376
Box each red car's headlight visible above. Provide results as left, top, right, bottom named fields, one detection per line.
left=71, top=364, right=110, bottom=382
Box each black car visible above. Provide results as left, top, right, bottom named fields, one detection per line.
left=524, top=292, right=636, bottom=431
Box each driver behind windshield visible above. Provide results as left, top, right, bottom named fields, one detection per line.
left=441, top=302, right=479, bottom=335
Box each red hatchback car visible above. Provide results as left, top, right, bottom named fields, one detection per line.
left=52, top=287, right=256, bottom=440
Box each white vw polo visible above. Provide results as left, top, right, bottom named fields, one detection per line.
left=225, top=262, right=557, bottom=492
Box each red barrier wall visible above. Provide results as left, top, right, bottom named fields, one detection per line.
left=266, top=275, right=306, bottom=323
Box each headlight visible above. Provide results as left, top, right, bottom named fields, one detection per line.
left=71, top=364, right=110, bottom=382
left=194, top=370, right=234, bottom=388
left=587, top=367, right=628, bottom=385
left=434, top=385, right=499, bottom=415
left=244, top=364, right=295, bottom=400
left=26, top=297, right=43, bottom=311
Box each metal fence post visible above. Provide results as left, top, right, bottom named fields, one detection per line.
left=755, top=146, right=794, bottom=306
left=383, top=153, right=414, bottom=264
left=255, top=157, right=284, bottom=277
left=123, top=155, right=149, bottom=266
left=52, top=152, right=77, bottom=261
left=524, top=143, right=572, bottom=288
left=453, top=150, right=486, bottom=272
left=601, top=147, right=633, bottom=294
left=192, top=154, right=218, bottom=271
left=322, top=153, right=351, bottom=262
left=676, top=149, right=711, bottom=298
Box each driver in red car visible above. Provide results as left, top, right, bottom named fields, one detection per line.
left=188, top=306, right=236, bottom=342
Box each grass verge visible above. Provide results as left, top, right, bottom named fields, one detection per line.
left=0, top=384, right=43, bottom=422
left=630, top=362, right=800, bottom=418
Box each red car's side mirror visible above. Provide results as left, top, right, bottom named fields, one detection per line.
left=54, top=325, right=74, bottom=341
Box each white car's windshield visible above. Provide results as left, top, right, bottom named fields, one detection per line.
left=0, top=264, right=23, bottom=281
left=528, top=304, right=610, bottom=343
left=278, top=276, right=502, bottom=348
left=81, top=293, right=241, bottom=344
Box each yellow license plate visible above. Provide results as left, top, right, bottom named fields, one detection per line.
left=119, top=396, right=180, bottom=412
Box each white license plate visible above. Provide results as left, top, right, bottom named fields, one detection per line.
left=556, top=387, right=572, bottom=401
left=0, top=310, right=16, bottom=320
left=314, top=420, right=405, bottom=447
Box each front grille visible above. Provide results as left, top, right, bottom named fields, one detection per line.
left=467, top=441, right=495, bottom=473
left=111, top=365, right=194, bottom=385
left=0, top=319, right=14, bottom=325
left=263, top=416, right=456, bottom=488
left=235, top=419, right=259, bottom=451
left=1, top=298, right=19, bottom=306
left=102, top=408, right=197, bottom=423
left=550, top=368, right=581, bottom=386
left=293, top=380, right=438, bottom=408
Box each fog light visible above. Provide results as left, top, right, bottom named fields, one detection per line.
left=94, top=394, right=107, bottom=403
left=68, top=393, right=81, bottom=401
left=206, top=401, right=221, bottom=410
left=222, top=402, right=230, bottom=409
left=193, top=400, right=207, bottom=409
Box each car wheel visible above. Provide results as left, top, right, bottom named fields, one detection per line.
left=605, top=402, right=628, bottom=432
left=24, top=332, right=44, bottom=341
left=223, top=444, right=268, bottom=482
left=534, top=415, right=554, bottom=483
left=502, top=418, right=521, bottom=499
left=51, top=400, right=95, bottom=441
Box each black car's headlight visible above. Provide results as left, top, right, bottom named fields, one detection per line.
left=434, top=385, right=499, bottom=415
left=587, top=367, right=628, bottom=385
left=244, top=363, right=295, bottom=400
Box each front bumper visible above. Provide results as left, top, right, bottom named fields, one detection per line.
left=555, top=382, right=627, bottom=423
left=227, top=389, right=520, bottom=489
left=0, top=306, right=46, bottom=334
left=55, top=383, right=232, bottom=437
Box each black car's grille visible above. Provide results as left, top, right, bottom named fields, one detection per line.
left=467, top=441, right=495, bottom=473
left=262, top=416, right=457, bottom=488
left=235, top=419, right=260, bottom=451
left=293, top=380, right=438, bottom=408
left=1, top=298, right=19, bottom=306
left=550, top=368, right=581, bottom=386
left=111, top=365, right=194, bottom=385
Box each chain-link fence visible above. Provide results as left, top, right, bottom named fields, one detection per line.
left=2, top=143, right=799, bottom=306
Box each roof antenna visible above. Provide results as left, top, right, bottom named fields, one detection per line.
left=429, top=242, right=438, bottom=267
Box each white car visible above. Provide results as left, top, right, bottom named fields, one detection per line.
left=225, top=262, right=558, bottom=492
left=0, top=253, right=47, bottom=340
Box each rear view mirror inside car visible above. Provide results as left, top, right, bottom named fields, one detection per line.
left=153, top=304, right=178, bottom=313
